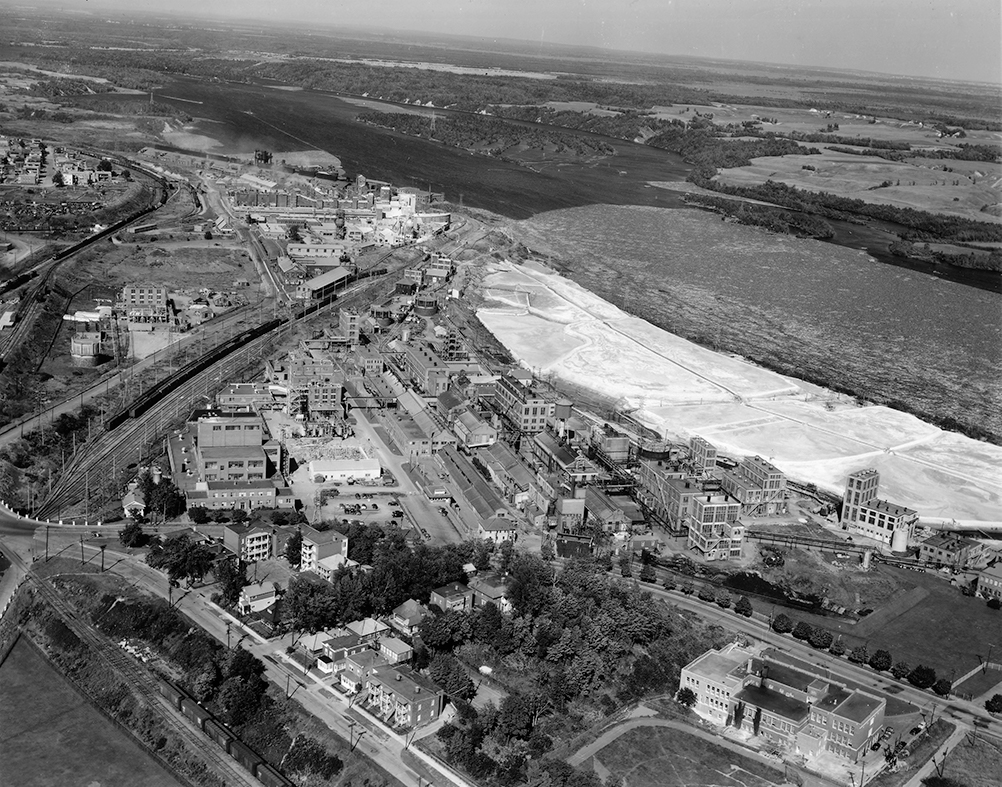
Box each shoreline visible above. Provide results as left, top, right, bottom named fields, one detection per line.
left=473, top=256, right=1002, bottom=525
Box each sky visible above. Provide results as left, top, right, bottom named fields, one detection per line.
left=61, top=0, right=1002, bottom=84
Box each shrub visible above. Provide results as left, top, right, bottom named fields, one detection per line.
left=985, top=694, right=1002, bottom=714
left=988, top=598, right=1001, bottom=610
left=283, top=735, right=343, bottom=779
left=662, top=576, right=677, bottom=591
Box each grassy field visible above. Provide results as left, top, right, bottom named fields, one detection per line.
left=591, top=726, right=785, bottom=787
left=953, top=668, right=1002, bottom=700
left=930, top=733, right=1002, bottom=787
left=0, top=636, right=185, bottom=787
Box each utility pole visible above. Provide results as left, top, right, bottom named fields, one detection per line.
left=79, top=535, right=85, bottom=565
left=100, top=544, right=106, bottom=573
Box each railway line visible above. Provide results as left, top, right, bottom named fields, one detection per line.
left=20, top=562, right=260, bottom=787
left=37, top=269, right=391, bottom=519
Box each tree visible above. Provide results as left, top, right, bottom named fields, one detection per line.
left=830, top=637, right=846, bottom=657
left=145, top=533, right=216, bottom=587
left=733, top=700, right=746, bottom=729
left=735, top=596, right=753, bottom=617
left=752, top=706, right=762, bottom=735
left=430, top=654, right=475, bottom=702
left=97, top=159, right=113, bottom=172
left=908, top=664, right=938, bottom=690
left=285, top=530, right=303, bottom=568
left=869, top=649, right=893, bottom=672
left=793, top=621, right=814, bottom=641
left=119, top=521, right=146, bottom=548
left=639, top=563, right=656, bottom=583
left=51, top=171, right=63, bottom=187
left=148, top=479, right=185, bottom=521
left=849, top=645, right=869, bottom=665
left=619, top=555, right=632, bottom=578
left=662, top=575, right=677, bottom=591
left=697, top=586, right=716, bottom=602
left=988, top=598, right=1001, bottom=610
left=933, top=678, right=952, bottom=697
left=188, top=506, right=210, bottom=525
left=809, top=628, right=833, bottom=650
left=891, top=661, right=911, bottom=679
left=715, top=592, right=732, bottom=609
left=676, top=687, right=696, bottom=708
left=985, top=694, right=1002, bottom=714
left=772, top=613, right=793, bottom=634
left=230, top=508, right=248, bottom=524
left=214, top=556, right=247, bottom=608
left=204, top=230, right=213, bottom=240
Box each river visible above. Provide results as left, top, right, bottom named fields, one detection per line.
left=72, top=76, right=1001, bottom=440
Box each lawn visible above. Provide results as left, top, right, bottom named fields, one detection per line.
left=592, top=726, right=785, bottom=787
left=927, top=733, right=1002, bottom=787
left=0, top=636, right=185, bottom=787
left=953, top=669, right=1002, bottom=701
left=835, top=571, right=1001, bottom=679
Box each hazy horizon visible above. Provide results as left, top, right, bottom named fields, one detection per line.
left=18, top=0, right=1002, bottom=85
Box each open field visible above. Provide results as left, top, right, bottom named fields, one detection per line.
left=0, top=636, right=185, bottom=787
left=586, top=725, right=785, bottom=787
left=715, top=148, right=1001, bottom=223
left=477, top=256, right=1002, bottom=523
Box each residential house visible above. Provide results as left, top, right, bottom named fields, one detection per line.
left=468, top=572, right=512, bottom=614
left=429, top=582, right=474, bottom=613
left=378, top=636, right=414, bottom=664
left=346, top=617, right=390, bottom=644
left=340, top=650, right=389, bottom=694
left=300, top=526, right=348, bottom=575
left=322, top=633, right=369, bottom=665
left=364, top=664, right=444, bottom=728
left=237, top=581, right=283, bottom=615
left=223, top=523, right=275, bottom=562
left=390, top=599, right=429, bottom=637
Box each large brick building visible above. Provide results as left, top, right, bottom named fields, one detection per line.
left=681, top=644, right=885, bottom=763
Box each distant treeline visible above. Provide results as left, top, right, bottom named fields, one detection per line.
left=356, top=111, right=615, bottom=156
left=684, top=194, right=835, bottom=239
left=490, top=105, right=678, bottom=142
left=691, top=177, right=1002, bottom=244
left=889, top=240, right=1002, bottom=272
left=647, top=127, right=818, bottom=171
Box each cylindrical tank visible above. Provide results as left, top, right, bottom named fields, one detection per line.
left=891, top=528, right=908, bottom=553
left=554, top=399, right=573, bottom=420
left=414, top=296, right=438, bottom=316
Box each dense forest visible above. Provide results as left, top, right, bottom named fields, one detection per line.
left=355, top=111, right=615, bottom=158
left=684, top=194, right=836, bottom=239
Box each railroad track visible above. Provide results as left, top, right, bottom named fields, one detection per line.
left=23, top=569, right=259, bottom=787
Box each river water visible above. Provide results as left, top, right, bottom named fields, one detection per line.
left=83, top=77, right=1001, bottom=440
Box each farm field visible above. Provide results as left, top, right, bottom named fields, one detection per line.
left=714, top=148, right=1001, bottom=223
left=586, top=725, right=785, bottom=787
left=0, top=636, right=185, bottom=787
